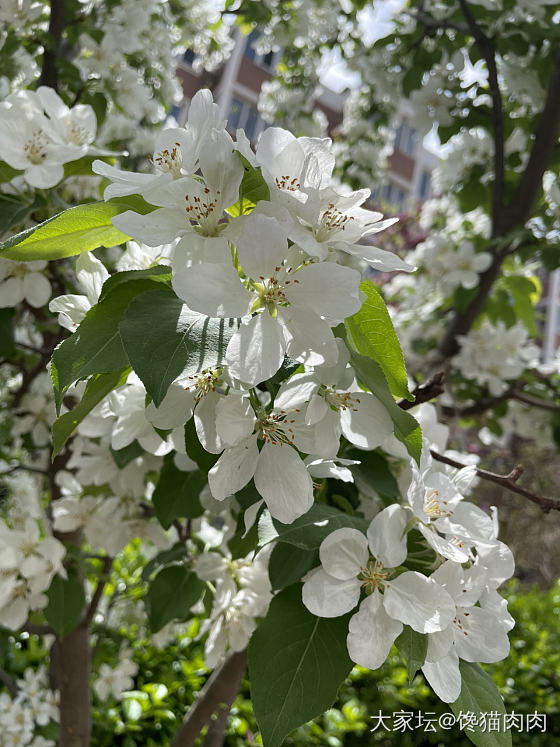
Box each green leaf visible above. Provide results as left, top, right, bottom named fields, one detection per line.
left=348, top=349, right=422, bottom=464
left=51, top=368, right=130, bottom=457
left=110, top=440, right=144, bottom=468
left=268, top=543, right=319, bottom=591
left=141, top=543, right=189, bottom=582
left=145, top=566, right=204, bottom=632
left=272, top=504, right=369, bottom=550
left=0, top=194, right=45, bottom=236
left=450, top=661, right=512, bottom=747
left=249, top=585, right=353, bottom=747
left=347, top=449, right=400, bottom=501
left=51, top=280, right=166, bottom=412
left=402, top=66, right=423, bottom=97
left=96, top=264, right=171, bottom=302
left=63, top=155, right=114, bottom=179
left=225, top=154, right=270, bottom=217
left=119, top=288, right=239, bottom=406
left=0, top=309, right=15, bottom=357
left=44, top=573, right=86, bottom=638
left=0, top=200, right=143, bottom=261
left=503, top=275, right=541, bottom=335
left=345, top=279, right=412, bottom=401
left=184, top=419, right=219, bottom=472
left=0, top=161, right=23, bottom=183
left=152, top=458, right=206, bottom=529
left=395, top=626, right=428, bottom=684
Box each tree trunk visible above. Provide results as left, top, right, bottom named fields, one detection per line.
left=57, top=623, right=91, bottom=747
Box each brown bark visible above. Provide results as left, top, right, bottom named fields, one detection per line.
left=56, top=623, right=91, bottom=747
left=171, top=650, right=247, bottom=747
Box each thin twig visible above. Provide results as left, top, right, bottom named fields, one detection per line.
left=398, top=371, right=445, bottom=410
left=0, top=669, right=18, bottom=697
left=430, top=449, right=560, bottom=513
left=457, top=0, right=505, bottom=236
left=21, top=623, right=55, bottom=635
left=410, top=7, right=469, bottom=34
left=512, top=390, right=560, bottom=413
left=170, top=650, right=248, bottom=747
left=82, top=556, right=113, bottom=628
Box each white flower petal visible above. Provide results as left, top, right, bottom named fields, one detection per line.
left=367, top=505, right=409, bottom=568
left=340, top=392, right=393, bottom=450
left=422, top=651, right=462, bottom=703
left=347, top=591, right=403, bottom=670
left=286, top=263, right=361, bottom=323
left=384, top=571, right=455, bottom=633
left=226, top=313, right=285, bottom=386
left=302, top=568, right=361, bottom=617
left=172, top=263, right=252, bottom=318
left=254, top=442, right=313, bottom=523
left=208, top=438, right=259, bottom=500
left=319, top=527, right=369, bottom=581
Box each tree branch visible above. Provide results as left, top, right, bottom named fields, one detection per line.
left=410, top=6, right=469, bottom=35
left=0, top=669, right=18, bottom=697
left=511, top=389, right=560, bottom=412
left=430, top=449, right=560, bottom=512
left=38, top=0, right=67, bottom=91
left=21, top=623, right=55, bottom=636
left=82, top=556, right=113, bottom=628
left=398, top=370, right=446, bottom=410
left=457, top=0, right=505, bottom=235
left=170, top=649, right=248, bottom=747
left=503, top=47, right=560, bottom=230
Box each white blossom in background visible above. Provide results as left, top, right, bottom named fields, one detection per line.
left=0, top=88, right=96, bottom=188
left=0, top=260, right=51, bottom=308
left=94, top=647, right=138, bottom=701
left=49, top=250, right=109, bottom=331
left=453, top=319, right=540, bottom=396
left=195, top=547, right=272, bottom=667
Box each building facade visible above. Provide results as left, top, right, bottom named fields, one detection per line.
left=175, top=31, right=439, bottom=211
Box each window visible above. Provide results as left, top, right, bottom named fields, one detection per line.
left=394, top=120, right=418, bottom=157
left=382, top=183, right=393, bottom=202
left=228, top=98, right=244, bottom=132
left=227, top=98, right=262, bottom=142
left=395, top=188, right=405, bottom=209
left=394, top=122, right=405, bottom=151
left=244, top=30, right=278, bottom=71
left=244, top=30, right=258, bottom=61
left=419, top=170, right=431, bottom=200
left=404, top=126, right=418, bottom=157
left=182, top=49, right=196, bottom=67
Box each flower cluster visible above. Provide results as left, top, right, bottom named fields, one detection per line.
left=0, top=667, right=58, bottom=747
left=84, top=88, right=409, bottom=524
left=302, top=442, right=514, bottom=703
left=194, top=547, right=272, bottom=667
left=0, top=88, right=96, bottom=188
left=453, top=319, right=540, bottom=396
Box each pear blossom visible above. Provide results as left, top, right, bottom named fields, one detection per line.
left=36, top=86, right=96, bottom=148
left=94, top=648, right=138, bottom=701
left=205, top=392, right=326, bottom=523
left=406, top=456, right=496, bottom=562
left=0, top=259, right=51, bottom=309
left=0, top=90, right=88, bottom=188
left=302, top=511, right=456, bottom=670
left=110, top=127, right=243, bottom=266
left=49, top=251, right=109, bottom=332
left=173, top=211, right=361, bottom=385
left=421, top=561, right=513, bottom=702
left=274, top=340, right=394, bottom=455
left=195, top=548, right=272, bottom=667
left=92, top=89, right=224, bottom=201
